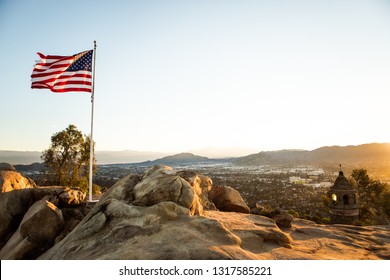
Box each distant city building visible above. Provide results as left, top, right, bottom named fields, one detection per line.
left=327, top=169, right=359, bottom=224
left=289, top=176, right=306, bottom=185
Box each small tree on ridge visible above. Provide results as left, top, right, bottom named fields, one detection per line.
left=41, top=124, right=96, bottom=192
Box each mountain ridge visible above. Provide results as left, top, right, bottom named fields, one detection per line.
left=235, top=143, right=390, bottom=167
left=2, top=142, right=390, bottom=166
left=131, top=152, right=228, bottom=167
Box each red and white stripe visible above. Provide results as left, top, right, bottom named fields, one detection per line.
left=31, top=52, right=92, bottom=93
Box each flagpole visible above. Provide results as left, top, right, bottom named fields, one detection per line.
left=89, top=40, right=97, bottom=202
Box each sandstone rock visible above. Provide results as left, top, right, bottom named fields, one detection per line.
left=177, top=171, right=217, bottom=210
left=0, top=188, right=35, bottom=244
left=99, top=174, right=141, bottom=202
left=38, top=166, right=293, bottom=260
left=37, top=199, right=390, bottom=260
left=32, top=186, right=85, bottom=205
left=273, top=213, right=294, bottom=228
left=273, top=219, right=390, bottom=260
left=39, top=198, right=187, bottom=259
left=58, top=187, right=86, bottom=207
left=133, top=166, right=202, bottom=215
left=0, top=199, right=64, bottom=259
left=209, top=185, right=250, bottom=213
left=57, top=207, right=88, bottom=241
left=142, top=164, right=174, bottom=177
left=0, top=170, right=36, bottom=192
left=0, top=185, right=87, bottom=251
left=3, top=165, right=389, bottom=260
left=250, top=207, right=262, bottom=215
left=39, top=196, right=293, bottom=260
left=205, top=210, right=293, bottom=249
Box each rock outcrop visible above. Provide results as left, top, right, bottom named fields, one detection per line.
left=1, top=164, right=390, bottom=260
left=58, top=187, right=86, bottom=207
left=0, top=164, right=36, bottom=192
left=38, top=165, right=390, bottom=260
left=273, top=213, right=294, bottom=228
left=0, top=167, right=88, bottom=258
left=0, top=199, right=64, bottom=259
left=132, top=165, right=203, bottom=215
left=0, top=188, right=36, bottom=244
left=269, top=219, right=390, bottom=260
left=39, top=165, right=290, bottom=260
left=208, top=185, right=250, bottom=213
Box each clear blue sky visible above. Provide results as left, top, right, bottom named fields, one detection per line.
left=1, top=0, right=389, bottom=155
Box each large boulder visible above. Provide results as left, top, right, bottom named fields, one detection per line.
left=0, top=189, right=36, bottom=246
left=0, top=199, right=64, bottom=259
left=208, top=185, right=250, bottom=213
left=32, top=186, right=86, bottom=208
left=177, top=171, right=217, bottom=210
left=58, top=187, right=86, bottom=207
left=0, top=169, right=36, bottom=192
left=0, top=184, right=87, bottom=253
left=100, top=173, right=141, bottom=203
left=273, top=213, right=294, bottom=228
left=133, top=165, right=203, bottom=215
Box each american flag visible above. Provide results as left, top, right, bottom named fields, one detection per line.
left=31, top=50, right=93, bottom=93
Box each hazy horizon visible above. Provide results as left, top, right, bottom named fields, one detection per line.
left=2, top=142, right=390, bottom=165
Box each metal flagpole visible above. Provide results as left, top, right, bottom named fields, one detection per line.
left=89, top=40, right=97, bottom=202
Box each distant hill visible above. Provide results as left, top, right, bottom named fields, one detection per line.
left=0, top=151, right=41, bottom=164
left=4, top=143, right=390, bottom=170
left=0, top=146, right=257, bottom=165
left=13, top=162, right=46, bottom=172
left=235, top=143, right=390, bottom=168
left=157, top=152, right=208, bottom=162
left=0, top=150, right=168, bottom=165
left=188, top=146, right=258, bottom=158
left=140, top=153, right=215, bottom=167
left=95, top=150, right=167, bottom=164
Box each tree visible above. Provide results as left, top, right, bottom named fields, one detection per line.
left=350, top=169, right=388, bottom=224
left=383, top=192, right=390, bottom=218
left=41, top=124, right=96, bottom=192
left=351, top=169, right=371, bottom=203
left=351, top=169, right=385, bottom=207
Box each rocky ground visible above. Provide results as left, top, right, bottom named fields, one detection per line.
left=1, top=163, right=389, bottom=260
left=206, top=211, right=390, bottom=259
